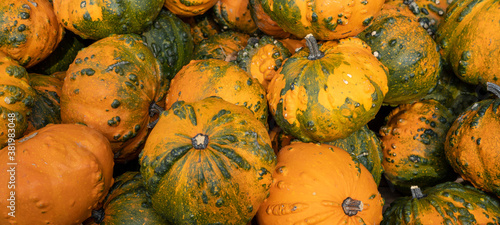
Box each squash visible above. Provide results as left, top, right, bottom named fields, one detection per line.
left=248, top=0, right=291, bottom=38
left=267, top=34, right=389, bottom=142
left=0, top=124, right=114, bottom=225
left=259, top=0, right=385, bottom=40
left=53, top=0, right=164, bottom=40
left=257, top=142, right=384, bottom=225
left=213, top=0, right=258, bottom=34
left=277, top=38, right=307, bottom=54
left=164, top=0, right=218, bottom=17
left=139, top=97, right=276, bottom=225
left=0, top=52, right=36, bottom=148
left=444, top=82, right=500, bottom=197
left=380, top=99, right=456, bottom=193
left=165, top=59, right=269, bottom=127
left=0, top=0, right=63, bottom=67
left=435, top=0, right=500, bottom=86
left=382, top=182, right=500, bottom=224
left=194, top=31, right=250, bottom=61
left=61, top=34, right=165, bottom=163
left=358, top=4, right=441, bottom=105
left=184, top=14, right=222, bottom=45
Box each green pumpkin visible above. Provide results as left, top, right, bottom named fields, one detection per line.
left=382, top=182, right=500, bottom=224
left=194, top=31, right=249, bottom=61
left=25, top=74, right=63, bottom=134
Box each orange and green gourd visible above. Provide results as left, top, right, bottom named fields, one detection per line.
left=445, top=82, right=500, bottom=197
left=267, top=34, right=389, bottom=142
left=382, top=182, right=500, bottom=224
left=165, top=59, right=269, bottom=127
left=257, top=142, right=384, bottom=225
left=53, top=0, right=164, bottom=40
left=164, top=0, right=218, bottom=17
left=380, top=99, right=456, bottom=193
left=0, top=0, right=64, bottom=68
left=435, top=0, right=500, bottom=86
left=0, top=52, right=36, bottom=148
left=139, top=97, right=277, bottom=225
left=0, top=123, right=115, bottom=225
left=358, top=4, right=441, bottom=105
left=259, top=0, right=385, bottom=40
left=184, top=14, right=222, bottom=45
left=213, top=0, right=258, bottom=34
left=61, top=34, right=166, bottom=163
left=194, top=31, right=250, bottom=61
left=249, top=0, right=292, bottom=39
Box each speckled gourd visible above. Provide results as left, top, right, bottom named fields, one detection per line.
left=249, top=0, right=292, bottom=38
left=164, top=0, right=218, bottom=17
left=212, top=0, right=258, bottom=34
left=194, top=31, right=250, bottom=61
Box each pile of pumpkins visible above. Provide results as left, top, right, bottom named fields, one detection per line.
left=0, top=0, right=500, bottom=224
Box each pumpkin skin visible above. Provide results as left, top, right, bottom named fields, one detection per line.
left=61, top=34, right=165, bottom=163
left=236, top=36, right=291, bottom=90
left=257, top=142, right=384, bottom=225
left=0, top=0, right=64, bottom=68
left=267, top=36, right=389, bottom=142
left=184, top=14, right=222, bottom=45
left=213, top=0, right=258, bottom=34
left=382, top=182, right=500, bottom=224
left=259, top=0, right=385, bottom=40
left=140, top=97, right=277, bottom=225
left=277, top=38, right=307, bottom=54
left=249, top=0, right=291, bottom=38
left=435, top=0, right=500, bottom=86
left=164, top=0, right=218, bottom=16
left=380, top=99, right=456, bottom=193
left=0, top=52, right=36, bottom=148
left=166, top=59, right=269, bottom=127
left=53, top=0, right=164, bottom=40
left=445, top=88, right=500, bottom=197
left=194, top=31, right=250, bottom=61
left=0, top=123, right=114, bottom=225
left=358, top=4, right=441, bottom=105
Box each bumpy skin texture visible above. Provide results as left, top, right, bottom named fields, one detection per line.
left=164, top=0, right=218, bottom=16
left=185, top=14, right=222, bottom=45
left=0, top=52, right=36, bottom=148
left=53, top=0, right=164, bottom=40
left=194, top=31, right=250, bottom=61
left=61, top=34, right=165, bottom=163
left=257, top=142, right=384, bottom=225
left=213, top=0, right=258, bottom=34
left=267, top=37, right=388, bottom=142
left=140, top=97, right=276, bottom=225
left=380, top=99, right=456, bottom=193
left=259, top=0, right=385, bottom=40
left=166, top=59, right=269, bottom=127
left=435, top=0, right=500, bottom=86
left=358, top=5, right=440, bottom=105
left=249, top=0, right=292, bottom=38
left=0, top=0, right=64, bottom=68
left=382, top=182, right=500, bottom=225
left=0, top=124, right=114, bottom=225
left=445, top=98, right=500, bottom=197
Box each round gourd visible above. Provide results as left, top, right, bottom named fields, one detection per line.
left=164, top=0, right=218, bottom=17
left=0, top=124, right=114, bottom=225
left=249, top=0, right=292, bottom=38
left=382, top=182, right=500, bottom=224
left=267, top=35, right=389, bottom=142
left=53, top=0, right=164, bottom=40
left=194, top=31, right=250, bottom=61
left=259, top=0, right=385, bottom=40
left=380, top=99, right=456, bottom=193
left=358, top=4, right=441, bottom=105
left=61, top=34, right=166, bottom=163
left=0, top=0, right=64, bottom=67
left=213, top=0, right=258, bottom=34
left=257, top=142, right=384, bottom=225
left=184, top=14, right=221, bottom=45
left=140, top=97, right=276, bottom=225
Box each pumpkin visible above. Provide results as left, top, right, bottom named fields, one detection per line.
left=0, top=123, right=114, bottom=225
left=0, top=52, right=36, bottom=148
left=380, top=99, right=456, bottom=193
left=435, top=0, right=500, bottom=86
left=139, top=97, right=277, bottom=225
left=257, top=142, right=384, bottom=224
left=86, top=172, right=169, bottom=225
left=164, top=0, right=218, bottom=17
left=166, top=59, right=269, bottom=127
left=0, top=0, right=63, bottom=68
left=277, top=38, right=307, bottom=54
left=358, top=4, right=441, bottom=105
left=61, top=34, right=165, bottom=163
left=248, top=0, right=291, bottom=38
left=259, top=0, right=385, bottom=40
left=382, top=182, right=500, bottom=224
left=236, top=36, right=291, bottom=90
left=141, top=9, right=194, bottom=82
left=194, top=31, right=250, bottom=61
left=213, top=0, right=258, bottom=34
left=267, top=34, right=389, bottom=142
left=444, top=82, right=500, bottom=197
left=184, top=14, right=222, bottom=45
left=269, top=126, right=295, bottom=154
left=53, top=0, right=164, bottom=40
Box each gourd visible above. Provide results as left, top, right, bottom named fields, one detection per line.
left=212, top=0, right=258, bottom=34
left=249, top=0, right=292, bottom=38
left=164, top=0, right=218, bottom=17
left=194, top=31, right=250, bottom=61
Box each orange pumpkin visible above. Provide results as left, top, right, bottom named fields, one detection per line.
left=213, top=0, right=258, bottom=34
left=249, top=0, right=292, bottom=38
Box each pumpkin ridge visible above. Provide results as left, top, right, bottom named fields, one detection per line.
left=209, top=143, right=252, bottom=170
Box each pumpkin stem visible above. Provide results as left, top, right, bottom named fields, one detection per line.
left=486, top=82, right=500, bottom=98
left=91, top=208, right=105, bottom=224
left=148, top=102, right=165, bottom=129
left=192, top=133, right=209, bottom=149
left=410, top=185, right=426, bottom=199
left=305, top=34, right=324, bottom=60
left=342, top=197, right=363, bottom=216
